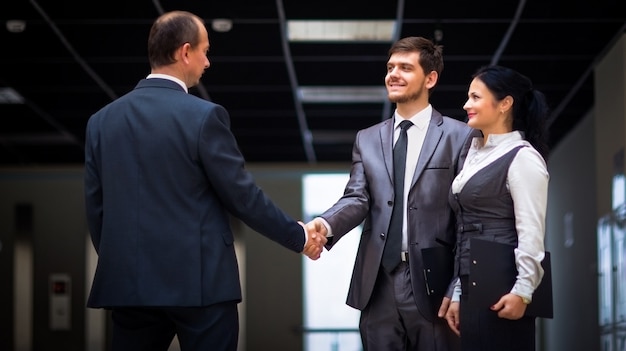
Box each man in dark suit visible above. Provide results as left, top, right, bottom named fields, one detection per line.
left=306, top=37, right=480, bottom=350
left=84, top=10, right=325, bottom=351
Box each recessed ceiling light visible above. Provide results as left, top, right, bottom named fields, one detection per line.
left=287, top=20, right=395, bottom=42
left=211, top=19, right=233, bottom=33
left=6, top=19, right=26, bottom=33
left=0, top=87, right=24, bottom=104
left=298, top=86, right=386, bottom=103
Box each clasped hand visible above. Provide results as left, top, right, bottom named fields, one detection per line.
left=299, top=218, right=328, bottom=260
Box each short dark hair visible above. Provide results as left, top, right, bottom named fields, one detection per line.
left=388, top=36, right=444, bottom=77
left=148, top=11, right=204, bottom=68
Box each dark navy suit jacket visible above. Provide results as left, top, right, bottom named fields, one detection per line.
left=84, top=78, right=304, bottom=308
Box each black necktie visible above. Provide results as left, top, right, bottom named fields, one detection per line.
left=382, top=120, right=413, bottom=272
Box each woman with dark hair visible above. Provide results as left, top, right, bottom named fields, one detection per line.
left=443, top=65, right=550, bottom=350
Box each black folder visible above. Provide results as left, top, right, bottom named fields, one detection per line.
left=422, top=246, right=454, bottom=296
left=468, top=238, right=553, bottom=318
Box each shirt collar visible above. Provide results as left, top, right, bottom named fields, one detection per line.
left=146, top=73, right=188, bottom=93
left=475, top=130, right=524, bottom=149
left=394, top=104, right=432, bottom=130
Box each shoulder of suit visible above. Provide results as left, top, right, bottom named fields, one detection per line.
left=430, top=110, right=467, bottom=128
left=359, top=118, right=392, bottom=133
left=437, top=115, right=470, bottom=129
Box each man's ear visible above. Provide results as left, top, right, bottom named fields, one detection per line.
left=179, top=43, right=192, bottom=64
left=425, top=71, right=438, bottom=89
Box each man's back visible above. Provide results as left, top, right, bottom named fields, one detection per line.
left=85, top=78, right=244, bottom=308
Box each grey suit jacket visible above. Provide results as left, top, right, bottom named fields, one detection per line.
left=320, top=109, right=478, bottom=321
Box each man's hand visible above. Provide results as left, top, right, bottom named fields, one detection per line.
left=442, top=298, right=460, bottom=336
left=299, top=220, right=327, bottom=260
left=438, top=296, right=451, bottom=318
left=305, top=218, right=328, bottom=238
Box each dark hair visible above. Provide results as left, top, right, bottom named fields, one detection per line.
left=472, top=65, right=550, bottom=160
left=388, top=36, right=444, bottom=78
left=148, top=11, right=204, bottom=68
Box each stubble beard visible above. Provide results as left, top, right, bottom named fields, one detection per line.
left=388, top=89, right=423, bottom=104
left=387, top=87, right=426, bottom=104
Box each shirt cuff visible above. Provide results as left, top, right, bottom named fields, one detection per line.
left=316, top=217, right=333, bottom=237
left=451, top=278, right=462, bottom=302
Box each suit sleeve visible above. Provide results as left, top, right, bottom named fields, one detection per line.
left=320, top=129, right=371, bottom=248
left=197, top=104, right=305, bottom=253
left=84, top=116, right=104, bottom=252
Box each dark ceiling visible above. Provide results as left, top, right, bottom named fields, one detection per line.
left=0, top=0, right=624, bottom=165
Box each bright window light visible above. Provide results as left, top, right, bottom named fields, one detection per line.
left=287, top=20, right=396, bottom=42
left=302, top=173, right=361, bottom=351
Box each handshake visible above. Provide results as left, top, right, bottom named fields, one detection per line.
left=299, top=218, right=329, bottom=260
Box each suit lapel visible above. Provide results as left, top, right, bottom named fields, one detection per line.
left=410, top=112, right=443, bottom=187
left=380, top=119, right=395, bottom=184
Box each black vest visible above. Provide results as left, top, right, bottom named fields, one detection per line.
left=449, top=145, right=526, bottom=276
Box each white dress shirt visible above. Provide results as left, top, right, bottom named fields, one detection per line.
left=394, top=105, right=432, bottom=251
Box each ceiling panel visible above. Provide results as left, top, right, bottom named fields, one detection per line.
left=0, top=0, right=623, bottom=165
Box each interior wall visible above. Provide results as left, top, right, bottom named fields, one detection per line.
left=0, top=174, right=16, bottom=350
left=242, top=167, right=305, bottom=351
left=0, top=168, right=87, bottom=351
left=594, top=34, right=626, bottom=218
left=594, top=33, right=626, bottom=350
left=543, top=33, right=626, bottom=351
left=544, top=111, right=598, bottom=351
left=244, top=165, right=349, bottom=351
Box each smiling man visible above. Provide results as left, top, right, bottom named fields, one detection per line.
left=306, top=36, right=480, bottom=351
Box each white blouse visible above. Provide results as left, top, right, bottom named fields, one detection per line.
left=452, top=131, right=549, bottom=301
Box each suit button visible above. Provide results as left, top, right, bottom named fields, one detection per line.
left=380, top=233, right=386, bottom=239
left=387, top=201, right=393, bottom=206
